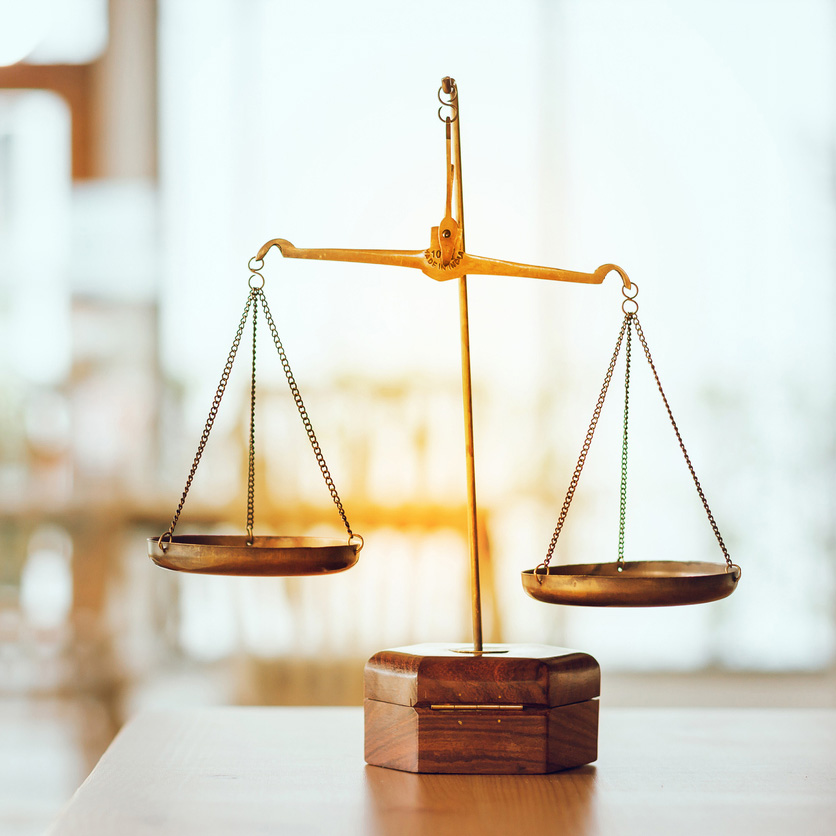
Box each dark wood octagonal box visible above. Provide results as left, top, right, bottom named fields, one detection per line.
left=364, top=642, right=600, bottom=774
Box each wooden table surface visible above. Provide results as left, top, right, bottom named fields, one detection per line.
left=48, top=707, right=835, bottom=835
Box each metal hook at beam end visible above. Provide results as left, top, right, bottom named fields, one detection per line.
left=595, top=263, right=631, bottom=290
left=255, top=238, right=295, bottom=263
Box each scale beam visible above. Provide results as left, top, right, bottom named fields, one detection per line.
left=252, top=76, right=630, bottom=292
left=253, top=238, right=631, bottom=289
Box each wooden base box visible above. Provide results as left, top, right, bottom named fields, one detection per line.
left=364, top=642, right=600, bottom=774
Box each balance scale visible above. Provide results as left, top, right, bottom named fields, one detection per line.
left=147, top=78, right=740, bottom=774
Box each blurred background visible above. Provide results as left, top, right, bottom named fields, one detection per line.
left=1, top=0, right=835, bottom=832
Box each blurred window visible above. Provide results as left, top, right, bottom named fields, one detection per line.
left=0, top=89, right=71, bottom=384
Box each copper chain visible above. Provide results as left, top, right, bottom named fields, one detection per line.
left=158, top=283, right=355, bottom=551
left=617, top=318, right=632, bottom=568
left=159, top=291, right=255, bottom=550
left=539, top=288, right=732, bottom=574
left=540, top=314, right=630, bottom=571
left=632, top=317, right=732, bottom=568
left=257, top=289, right=354, bottom=540
left=246, top=293, right=258, bottom=544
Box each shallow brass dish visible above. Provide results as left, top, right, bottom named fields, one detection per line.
left=521, top=560, right=741, bottom=607
left=147, top=535, right=361, bottom=576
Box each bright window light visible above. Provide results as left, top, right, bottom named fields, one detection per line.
left=0, top=0, right=107, bottom=67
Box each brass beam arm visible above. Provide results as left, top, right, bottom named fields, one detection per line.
left=253, top=238, right=631, bottom=289
left=460, top=255, right=631, bottom=288
left=254, top=238, right=427, bottom=272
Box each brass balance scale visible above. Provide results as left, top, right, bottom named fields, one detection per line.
left=148, top=78, right=740, bottom=774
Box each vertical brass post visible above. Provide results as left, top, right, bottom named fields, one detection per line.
left=448, top=83, right=483, bottom=653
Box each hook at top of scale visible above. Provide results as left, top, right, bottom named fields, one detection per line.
left=251, top=76, right=630, bottom=291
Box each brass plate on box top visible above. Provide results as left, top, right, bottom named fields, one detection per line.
left=147, top=535, right=361, bottom=576
left=521, top=560, right=741, bottom=607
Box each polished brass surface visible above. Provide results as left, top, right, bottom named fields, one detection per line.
left=251, top=77, right=630, bottom=291
left=253, top=237, right=631, bottom=288
left=442, top=79, right=483, bottom=654
left=521, top=561, right=741, bottom=607
left=148, top=535, right=361, bottom=576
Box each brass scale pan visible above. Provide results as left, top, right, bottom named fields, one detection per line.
left=149, top=535, right=738, bottom=605
left=522, top=561, right=741, bottom=607
left=148, top=535, right=360, bottom=577
left=150, top=537, right=739, bottom=607
left=150, top=536, right=738, bottom=605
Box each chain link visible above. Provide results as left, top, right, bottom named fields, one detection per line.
left=257, top=289, right=354, bottom=539
left=158, top=290, right=256, bottom=551
left=617, top=316, right=633, bottom=568
left=539, top=314, right=631, bottom=574
left=158, top=279, right=357, bottom=550
left=632, top=316, right=733, bottom=568
left=539, top=300, right=732, bottom=575
left=246, top=293, right=258, bottom=544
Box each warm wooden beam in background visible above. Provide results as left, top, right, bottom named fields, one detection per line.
left=0, top=0, right=158, bottom=181
left=0, top=63, right=96, bottom=180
